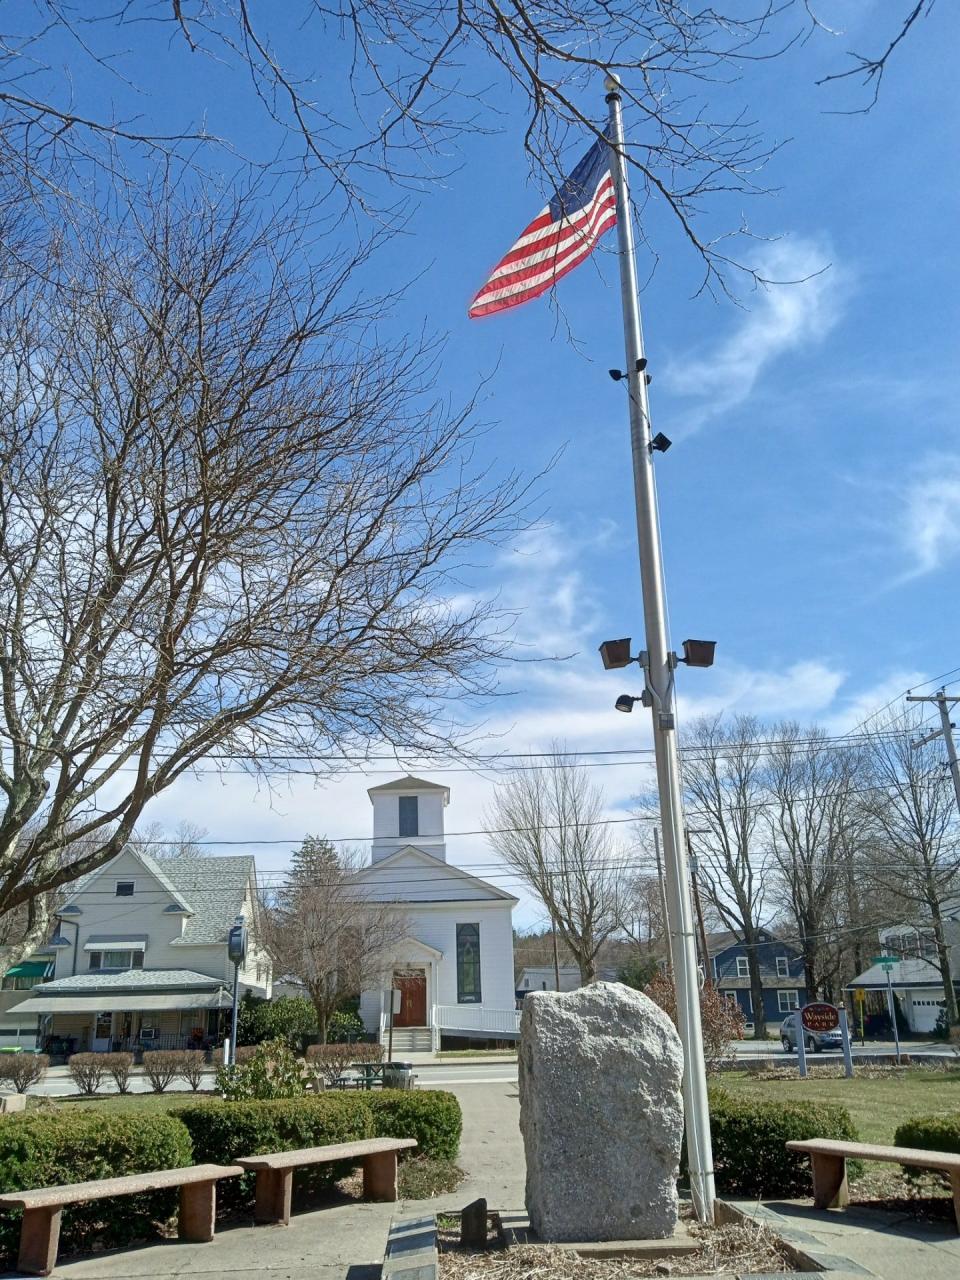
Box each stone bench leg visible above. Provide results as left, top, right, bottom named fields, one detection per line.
left=950, top=1170, right=960, bottom=1234
left=363, top=1151, right=399, bottom=1201
left=254, top=1169, right=293, bottom=1226
left=18, top=1205, right=62, bottom=1276
left=179, top=1179, right=217, bottom=1243
left=810, top=1153, right=849, bottom=1210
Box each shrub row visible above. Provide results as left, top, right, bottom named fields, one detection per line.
left=0, top=1110, right=193, bottom=1263
left=686, top=1087, right=859, bottom=1198
left=67, top=1050, right=208, bottom=1095
left=305, top=1041, right=384, bottom=1086
left=0, top=1053, right=48, bottom=1094
left=0, top=1087, right=462, bottom=1262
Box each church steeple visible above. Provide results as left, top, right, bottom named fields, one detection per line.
left=367, top=775, right=450, bottom=864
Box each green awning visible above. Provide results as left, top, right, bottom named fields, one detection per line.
left=4, top=962, right=51, bottom=979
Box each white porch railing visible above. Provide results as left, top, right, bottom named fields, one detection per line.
left=434, top=1004, right=521, bottom=1036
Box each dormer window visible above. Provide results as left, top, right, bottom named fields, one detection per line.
left=398, top=795, right=419, bottom=838
left=115, top=881, right=135, bottom=897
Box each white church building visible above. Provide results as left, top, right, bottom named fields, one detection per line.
left=356, top=776, right=519, bottom=1052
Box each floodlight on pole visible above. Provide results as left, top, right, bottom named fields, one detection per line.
left=679, top=640, right=716, bottom=669
left=604, top=71, right=716, bottom=1222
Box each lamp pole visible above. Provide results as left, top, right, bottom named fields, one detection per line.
left=606, top=72, right=715, bottom=1223
left=226, top=915, right=247, bottom=1067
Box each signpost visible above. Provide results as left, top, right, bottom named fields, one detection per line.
left=872, top=955, right=901, bottom=1065
left=226, top=915, right=247, bottom=1067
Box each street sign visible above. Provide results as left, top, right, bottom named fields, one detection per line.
left=871, top=955, right=897, bottom=968
left=853, top=987, right=866, bottom=1003
left=801, top=1002, right=840, bottom=1033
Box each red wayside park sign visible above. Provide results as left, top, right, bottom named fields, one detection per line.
left=801, top=1002, right=840, bottom=1033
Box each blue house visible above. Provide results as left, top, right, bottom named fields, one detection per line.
left=710, top=928, right=808, bottom=1027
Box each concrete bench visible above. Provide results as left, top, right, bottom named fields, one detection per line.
left=787, top=1137, right=960, bottom=1230
left=236, top=1136, right=417, bottom=1225
left=0, top=1163, right=243, bottom=1276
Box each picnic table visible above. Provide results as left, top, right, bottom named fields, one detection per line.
left=351, top=1061, right=386, bottom=1089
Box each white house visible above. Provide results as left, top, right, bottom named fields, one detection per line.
left=516, top=964, right=618, bottom=998
left=847, top=922, right=958, bottom=1035
left=356, top=775, right=519, bottom=1052
left=8, top=848, right=271, bottom=1053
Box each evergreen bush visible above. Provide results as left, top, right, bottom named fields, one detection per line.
left=367, top=1089, right=462, bottom=1161
left=171, top=1094, right=373, bottom=1210
left=0, top=1110, right=192, bottom=1263
left=894, top=1113, right=960, bottom=1188
left=701, top=1092, right=858, bottom=1197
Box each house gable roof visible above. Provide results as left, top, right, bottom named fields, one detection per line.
left=61, top=847, right=196, bottom=916
left=708, top=928, right=799, bottom=959
left=62, top=850, right=255, bottom=946
left=367, top=775, right=450, bottom=802
left=354, top=844, right=517, bottom=903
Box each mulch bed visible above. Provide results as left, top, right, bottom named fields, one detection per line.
left=438, top=1207, right=798, bottom=1278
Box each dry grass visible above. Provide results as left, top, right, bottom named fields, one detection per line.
left=439, top=1210, right=795, bottom=1278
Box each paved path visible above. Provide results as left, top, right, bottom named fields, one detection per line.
left=732, top=1196, right=960, bottom=1280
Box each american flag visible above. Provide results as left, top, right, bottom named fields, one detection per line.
left=468, top=133, right=616, bottom=319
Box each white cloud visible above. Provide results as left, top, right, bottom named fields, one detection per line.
left=897, top=454, right=960, bottom=577
left=664, top=237, right=848, bottom=431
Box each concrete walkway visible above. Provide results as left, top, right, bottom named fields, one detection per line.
left=730, top=1196, right=960, bottom=1279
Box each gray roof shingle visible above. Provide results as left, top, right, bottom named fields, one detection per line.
left=40, top=969, right=223, bottom=992
left=163, top=855, right=254, bottom=945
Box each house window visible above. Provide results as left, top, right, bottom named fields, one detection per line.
left=398, top=795, right=419, bottom=838
left=88, top=950, right=144, bottom=971
left=523, top=977, right=529, bottom=988
left=115, top=881, right=135, bottom=897
left=778, top=990, right=800, bottom=1012
left=736, top=956, right=749, bottom=978
left=776, top=956, right=789, bottom=978
left=456, top=923, right=481, bottom=1004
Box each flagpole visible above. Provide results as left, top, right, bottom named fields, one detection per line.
left=604, top=72, right=716, bottom=1224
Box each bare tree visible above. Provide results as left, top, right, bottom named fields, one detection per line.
left=861, top=706, right=960, bottom=1025
left=0, top=182, right=527, bottom=960
left=680, top=715, right=771, bottom=1037
left=486, top=751, right=628, bottom=982
left=130, top=820, right=209, bottom=861
left=766, top=723, right=865, bottom=998
left=264, top=836, right=408, bottom=1042
left=0, top=5, right=935, bottom=291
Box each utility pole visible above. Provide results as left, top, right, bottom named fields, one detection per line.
left=551, top=916, right=562, bottom=992
left=686, top=839, right=712, bottom=990
left=606, top=73, right=715, bottom=1223
left=907, top=689, right=960, bottom=815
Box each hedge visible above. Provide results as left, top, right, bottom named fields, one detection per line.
left=367, top=1090, right=462, bottom=1162
left=894, top=1113, right=960, bottom=1188
left=686, top=1091, right=859, bottom=1198
left=0, top=1110, right=193, bottom=1263
left=171, top=1094, right=375, bottom=1211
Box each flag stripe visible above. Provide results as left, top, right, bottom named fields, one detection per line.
left=477, top=184, right=616, bottom=294
left=469, top=206, right=618, bottom=317
left=468, top=135, right=616, bottom=319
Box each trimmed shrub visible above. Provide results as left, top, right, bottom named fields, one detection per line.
left=0, top=1109, right=193, bottom=1263
left=0, top=1053, right=48, bottom=1094
left=216, top=1039, right=314, bottom=1100
left=701, top=1093, right=858, bottom=1198
left=171, top=1094, right=373, bottom=1211
left=895, top=1113, right=960, bottom=1188
left=67, top=1052, right=105, bottom=1096
left=142, top=1050, right=180, bottom=1093
left=305, top=1041, right=372, bottom=1086
left=102, top=1052, right=134, bottom=1094
left=327, top=1010, right=365, bottom=1042
left=178, top=1050, right=207, bottom=1092
left=367, top=1089, right=462, bottom=1161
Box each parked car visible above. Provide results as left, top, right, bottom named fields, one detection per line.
left=780, top=1012, right=842, bottom=1053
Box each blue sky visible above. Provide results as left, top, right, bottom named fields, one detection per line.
left=39, top=4, right=959, bottom=926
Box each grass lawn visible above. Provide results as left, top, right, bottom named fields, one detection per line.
left=437, top=1049, right=517, bottom=1059
left=720, top=1066, right=960, bottom=1145
left=35, top=1090, right=219, bottom=1112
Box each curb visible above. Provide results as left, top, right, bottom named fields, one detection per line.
left=383, top=1213, right=438, bottom=1280
left=717, top=1199, right=877, bottom=1276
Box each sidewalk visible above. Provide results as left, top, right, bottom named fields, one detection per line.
left=728, top=1196, right=960, bottom=1279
